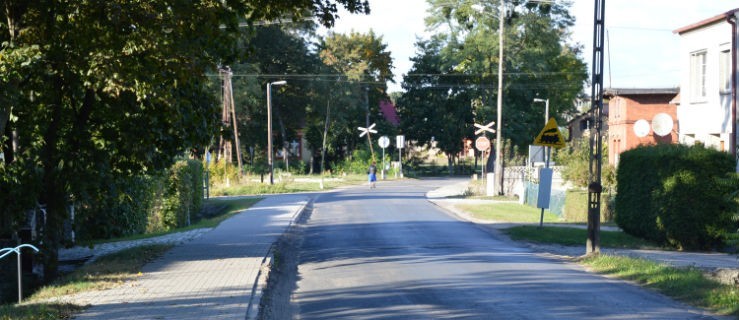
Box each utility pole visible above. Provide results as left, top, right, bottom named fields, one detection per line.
left=364, top=87, right=375, bottom=160
left=587, top=0, right=606, bottom=255
left=494, top=0, right=505, bottom=195
left=217, top=67, right=243, bottom=177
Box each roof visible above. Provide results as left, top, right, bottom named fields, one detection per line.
left=673, top=8, right=739, bottom=34
left=604, top=88, right=679, bottom=97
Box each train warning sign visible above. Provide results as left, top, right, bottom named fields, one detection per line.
left=533, top=118, right=566, bottom=148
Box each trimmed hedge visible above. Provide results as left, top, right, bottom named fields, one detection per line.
left=76, top=159, right=204, bottom=240
left=615, top=144, right=736, bottom=250
left=148, top=159, right=203, bottom=232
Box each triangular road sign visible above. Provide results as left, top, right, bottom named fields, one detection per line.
left=533, top=118, right=566, bottom=148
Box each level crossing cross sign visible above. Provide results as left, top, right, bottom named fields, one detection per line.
left=533, top=118, right=566, bottom=148
left=474, top=121, right=496, bottom=135
left=358, top=123, right=378, bottom=137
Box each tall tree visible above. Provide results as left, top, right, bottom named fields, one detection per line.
left=402, top=0, right=587, bottom=161
left=318, top=31, right=395, bottom=160
left=0, top=0, right=370, bottom=279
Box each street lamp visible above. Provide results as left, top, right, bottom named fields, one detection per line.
left=267, top=80, right=287, bottom=185
left=533, top=98, right=549, bottom=124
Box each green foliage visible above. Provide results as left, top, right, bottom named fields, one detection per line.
left=401, top=0, right=587, bottom=156
left=615, top=144, right=737, bottom=250
left=555, top=137, right=616, bottom=191
left=148, top=160, right=204, bottom=232
left=582, top=255, right=739, bottom=316
left=504, top=226, right=657, bottom=249
left=0, top=0, right=371, bottom=279
left=336, top=149, right=373, bottom=174
left=75, top=174, right=157, bottom=241
left=563, top=189, right=614, bottom=222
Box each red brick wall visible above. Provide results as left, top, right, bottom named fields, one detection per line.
left=607, top=94, right=678, bottom=166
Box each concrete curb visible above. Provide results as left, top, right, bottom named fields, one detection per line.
left=245, top=196, right=314, bottom=320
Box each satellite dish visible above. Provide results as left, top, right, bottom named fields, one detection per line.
left=633, top=119, right=650, bottom=138
left=651, top=113, right=674, bottom=137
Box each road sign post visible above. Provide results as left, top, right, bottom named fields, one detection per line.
left=396, top=135, right=404, bottom=178
left=533, top=118, right=566, bottom=227
left=379, top=136, right=390, bottom=179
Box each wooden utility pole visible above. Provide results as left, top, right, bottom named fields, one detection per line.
left=217, top=67, right=243, bottom=176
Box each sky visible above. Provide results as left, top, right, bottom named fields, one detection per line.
left=321, top=0, right=739, bottom=93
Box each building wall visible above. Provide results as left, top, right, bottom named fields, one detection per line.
left=607, top=94, right=678, bottom=166
left=677, top=20, right=733, bottom=150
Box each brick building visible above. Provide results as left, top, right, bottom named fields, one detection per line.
left=606, top=88, right=679, bottom=166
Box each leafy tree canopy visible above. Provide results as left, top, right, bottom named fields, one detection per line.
left=0, top=0, right=370, bottom=279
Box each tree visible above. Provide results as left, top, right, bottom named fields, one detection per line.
left=397, top=39, right=474, bottom=174
left=555, top=137, right=616, bottom=192
left=318, top=31, right=395, bottom=161
left=0, top=0, right=370, bottom=280
left=401, top=0, right=587, bottom=166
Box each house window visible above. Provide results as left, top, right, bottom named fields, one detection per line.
left=719, top=49, right=731, bottom=94
left=690, top=50, right=707, bottom=101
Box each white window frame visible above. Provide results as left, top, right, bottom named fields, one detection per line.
left=690, top=50, right=707, bottom=102
left=719, top=48, right=731, bottom=95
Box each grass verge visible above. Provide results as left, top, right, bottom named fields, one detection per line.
left=1, top=244, right=172, bottom=320
left=504, top=225, right=659, bottom=249
left=1, top=197, right=260, bottom=319
left=456, top=202, right=561, bottom=223
left=580, top=254, right=739, bottom=316
left=212, top=174, right=368, bottom=196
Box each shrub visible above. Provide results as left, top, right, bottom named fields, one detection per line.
left=615, top=144, right=736, bottom=250
left=148, top=159, right=203, bottom=232
left=563, top=189, right=614, bottom=222
left=76, top=174, right=155, bottom=241
left=336, top=149, right=373, bottom=174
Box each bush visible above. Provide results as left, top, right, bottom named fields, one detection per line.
left=148, top=159, right=203, bottom=232
left=615, top=144, right=736, bottom=250
left=563, top=189, right=614, bottom=222
left=76, top=174, right=155, bottom=241
left=336, top=149, right=373, bottom=174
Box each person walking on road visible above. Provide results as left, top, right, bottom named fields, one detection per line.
left=368, top=161, right=377, bottom=189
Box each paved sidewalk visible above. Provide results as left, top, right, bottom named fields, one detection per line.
left=54, top=194, right=310, bottom=320
left=426, top=178, right=739, bottom=282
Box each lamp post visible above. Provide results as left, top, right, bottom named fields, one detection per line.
left=533, top=97, right=550, bottom=227
left=267, top=80, right=287, bottom=185
left=533, top=98, right=549, bottom=124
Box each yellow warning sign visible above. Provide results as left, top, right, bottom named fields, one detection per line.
left=533, top=118, right=566, bottom=148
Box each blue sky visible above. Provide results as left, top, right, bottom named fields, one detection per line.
left=323, top=0, right=739, bottom=93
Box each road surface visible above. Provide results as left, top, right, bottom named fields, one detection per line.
left=270, top=178, right=721, bottom=319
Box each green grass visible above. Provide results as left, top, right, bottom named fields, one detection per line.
left=456, top=202, right=561, bottom=223
left=581, top=254, right=739, bottom=316
left=0, top=197, right=262, bottom=319
left=503, top=225, right=660, bottom=249
left=212, top=174, right=369, bottom=196
left=1, top=244, right=172, bottom=320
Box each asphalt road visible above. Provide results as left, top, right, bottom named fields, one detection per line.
left=291, top=178, right=722, bottom=319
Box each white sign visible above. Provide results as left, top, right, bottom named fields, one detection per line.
left=474, top=121, right=496, bottom=135
left=379, top=136, right=390, bottom=148
left=475, top=136, right=490, bottom=151
left=396, top=135, right=405, bottom=148
left=358, top=123, right=377, bottom=137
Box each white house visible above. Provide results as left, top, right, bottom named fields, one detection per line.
left=674, top=9, right=738, bottom=155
